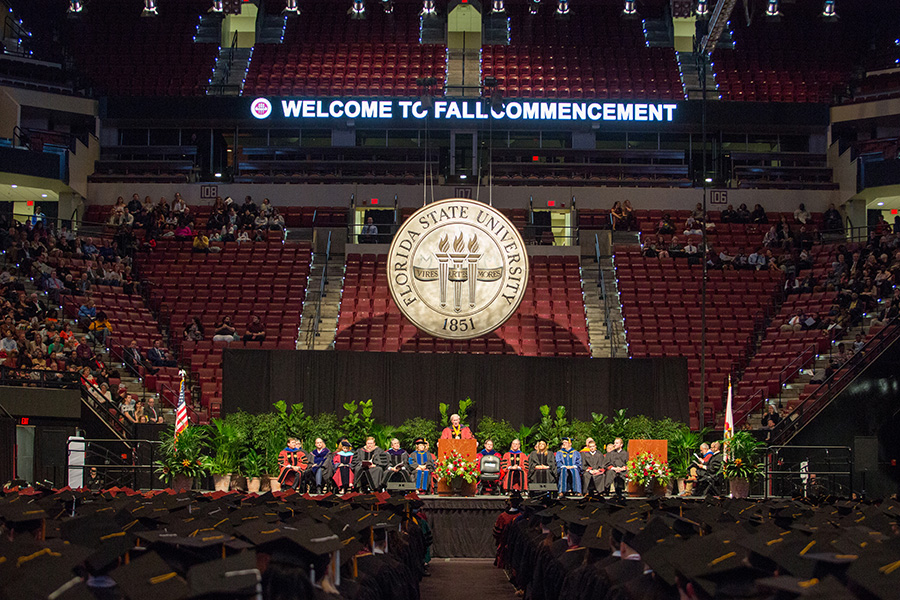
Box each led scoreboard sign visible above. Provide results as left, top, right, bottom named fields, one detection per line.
left=250, top=97, right=679, bottom=124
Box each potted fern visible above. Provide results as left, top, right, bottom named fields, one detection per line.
left=722, top=431, right=766, bottom=498
left=203, top=419, right=241, bottom=491
left=156, top=425, right=209, bottom=491
left=242, top=448, right=266, bottom=494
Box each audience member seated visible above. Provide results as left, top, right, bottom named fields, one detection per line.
left=148, top=339, right=178, bottom=367
left=184, top=317, right=204, bottom=342
left=656, top=213, right=675, bottom=235
left=823, top=202, right=843, bottom=232
left=609, top=202, right=625, bottom=230
left=123, top=339, right=159, bottom=375
left=720, top=204, right=738, bottom=223
left=794, top=203, right=811, bottom=224
left=751, top=203, right=768, bottom=223
left=212, top=316, right=237, bottom=343
left=242, top=315, right=267, bottom=343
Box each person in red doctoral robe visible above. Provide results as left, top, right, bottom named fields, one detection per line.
left=500, top=438, right=528, bottom=492
left=277, top=438, right=309, bottom=490
left=332, top=439, right=355, bottom=492
left=440, top=413, right=475, bottom=440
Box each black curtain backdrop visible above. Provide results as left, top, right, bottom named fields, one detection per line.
left=223, top=350, right=689, bottom=425
left=0, top=419, right=14, bottom=484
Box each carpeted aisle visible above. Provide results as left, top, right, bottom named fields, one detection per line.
left=420, top=558, right=520, bottom=600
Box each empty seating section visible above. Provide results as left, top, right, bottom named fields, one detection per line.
left=82, top=203, right=347, bottom=230
left=138, top=240, right=313, bottom=421
left=482, top=6, right=682, bottom=99
left=244, top=1, right=445, bottom=97
left=616, top=248, right=783, bottom=429
left=90, top=146, right=200, bottom=184
left=69, top=1, right=216, bottom=97
left=730, top=153, right=836, bottom=190
left=713, top=8, right=851, bottom=103
left=335, top=254, right=590, bottom=356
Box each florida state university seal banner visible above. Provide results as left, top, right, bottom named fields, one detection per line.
left=387, top=198, right=529, bottom=340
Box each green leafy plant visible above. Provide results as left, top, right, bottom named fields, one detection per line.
left=371, top=422, right=397, bottom=449
left=307, top=412, right=341, bottom=449
left=626, top=451, right=672, bottom=487
left=622, top=414, right=654, bottom=441
left=515, top=424, right=535, bottom=450
left=668, top=427, right=709, bottom=479
left=535, top=405, right=570, bottom=449
left=475, top=417, right=517, bottom=450
left=396, top=417, right=440, bottom=449
left=264, top=433, right=286, bottom=478
left=241, top=448, right=266, bottom=479
left=611, top=408, right=630, bottom=439
left=439, top=397, right=474, bottom=427
left=156, top=425, right=209, bottom=483
left=722, top=431, right=766, bottom=481
left=568, top=419, right=592, bottom=449
left=341, top=399, right=375, bottom=447
left=589, top=412, right=617, bottom=448
left=204, top=418, right=241, bottom=475
left=434, top=449, right=479, bottom=484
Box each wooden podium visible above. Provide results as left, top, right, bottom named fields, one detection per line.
left=436, top=438, right=478, bottom=496
left=626, top=439, right=669, bottom=496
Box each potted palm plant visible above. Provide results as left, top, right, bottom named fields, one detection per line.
left=668, top=428, right=708, bottom=495
left=203, top=419, right=241, bottom=492
left=722, top=431, right=766, bottom=498
left=157, top=425, right=209, bottom=491
left=242, top=448, right=266, bottom=494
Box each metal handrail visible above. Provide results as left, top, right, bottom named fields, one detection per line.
left=0, top=366, right=81, bottom=388
left=770, top=315, right=900, bottom=445
left=732, top=387, right=768, bottom=427
left=80, top=376, right=136, bottom=441
left=306, top=230, right=332, bottom=348
left=775, top=342, right=821, bottom=405
left=765, top=444, right=853, bottom=499
left=66, top=437, right=162, bottom=490
left=595, top=234, right=616, bottom=358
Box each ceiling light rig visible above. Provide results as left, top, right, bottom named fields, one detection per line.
left=420, top=0, right=436, bottom=16
left=528, top=0, right=541, bottom=16
left=491, top=0, right=505, bottom=13
left=381, top=0, right=394, bottom=14
left=349, top=0, right=366, bottom=19
left=696, top=0, right=708, bottom=16
left=141, top=0, right=158, bottom=17
left=765, top=0, right=780, bottom=16
left=822, top=1, right=837, bottom=18
left=556, top=0, right=569, bottom=16
left=67, top=0, right=83, bottom=14
left=283, top=0, right=300, bottom=15
left=623, top=1, right=636, bottom=15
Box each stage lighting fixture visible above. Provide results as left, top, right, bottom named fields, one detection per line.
left=283, top=0, right=300, bottom=15
left=528, top=0, right=541, bottom=16
left=822, top=1, right=836, bottom=17
left=141, top=0, right=158, bottom=17
left=381, top=0, right=394, bottom=14
left=420, top=0, right=436, bottom=15
left=209, top=1, right=224, bottom=12
left=491, top=0, right=505, bottom=13
left=349, top=0, right=366, bottom=18
left=765, top=1, right=779, bottom=16
left=67, top=0, right=83, bottom=13
left=696, top=0, right=708, bottom=16
left=556, top=0, right=569, bottom=16
left=623, top=1, right=636, bottom=15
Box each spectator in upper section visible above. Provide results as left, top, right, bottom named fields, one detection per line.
left=657, top=213, right=675, bottom=235
left=128, top=194, right=143, bottom=215
left=621, top=200, right=638, bottom=230
left=212, top=316, right=237, bottom=343
left=241, top=196, right=258, bottom=219
left=243, top=315, right=267, bottom=343
left=172, top=193, right=187, bottom=215
left=77, top=299, right=96, bottom=327
left=691, top=202, right=705, bottom=223
left=124, top=339, right=158, bottom=375
left=260, top=198, right=272, bottom=217
left=794, top=203, right=811, bottom=225
left=89, top=312, right=113, bottom=346
left=254, top=212, right=268, bottom=231
left=74, top=336, right=95, bottom=367
left=184, top=317, right=204, bottom=342
left=609, top=202, right=625, bottom=230
left=751, top=204, right=768, bottom=224
left=148, top=340, right=178, bottom=368
left=192, top=232, right=210, bottom=253
left=824, top=203, right=842, bottom=232
left=268, top=209, right=285, bottom=231
left=82, top=237, right=99, bottom=257
left=720, top=204, right=738, bottom=223
left=736, top=203, right=751, bottom=223
left=683, top=216, right=703, bottom=237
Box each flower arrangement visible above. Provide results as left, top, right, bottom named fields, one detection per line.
left=626, top=452, right=672, bottom=487
left=433, top=450, right=479, bottom=484
left=722, top=431, right=766, bottom=481
left=156, top=425, right=209, bottom=483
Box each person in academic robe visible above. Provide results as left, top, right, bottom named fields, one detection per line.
left=501, top=439, right=529, bottom=493
left=527, top=440, right=557, bottom=485
left=332, top=439, right=355, bottom=492
left=697, top=440, right=724, bottom=496
left=352, top=437, right=385, bottom=492
left=555, top=437, right=582, bottom=496
left=439, top=413, right=475, bottom=440
left=308, top=437, right=331, bottom=493
left=477, top=439, right=503, bottom=495
left=581, top=438, right=608, bottom=496
left=277, top=437, right=309, bottom=490
left=602, top=437, right=629, bottom=497
left=382, top=438, right=411, bottom=487
left=408, top=437, right=434, bottom=492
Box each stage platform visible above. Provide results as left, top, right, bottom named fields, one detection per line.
left=420, top=496, right=509, bottom=558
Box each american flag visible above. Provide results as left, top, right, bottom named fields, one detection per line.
left=174, top=370, right=188, bottom=444
left=723, top=375, right=734, bottom=460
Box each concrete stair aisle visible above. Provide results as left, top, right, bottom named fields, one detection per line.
left=581, top=258, right=627, bottom=358
left=299, top=254, right=345, bottom=350
left=208, top=47, right=253, bottom=95
left=97, top=348, right=175, bottom=426
left=676, top=51, right=719, bottom=100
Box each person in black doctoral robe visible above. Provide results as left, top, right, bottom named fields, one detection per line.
left=527, top=441, right=557, bottom=486
left=382, top=438, right=410, bottom=488
left=352, top=437, right=385, bottom=492
left=580, top=438, right=607, bottom=496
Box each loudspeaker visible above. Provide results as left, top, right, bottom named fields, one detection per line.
left=528, top=482, right=555, bottom=492
left=386, top=481, right=417, bottom=492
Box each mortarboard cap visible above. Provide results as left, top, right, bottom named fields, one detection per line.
left=110, top=550, right=190, bottom=600
left=186, top=550, right=259, bottom=598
